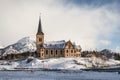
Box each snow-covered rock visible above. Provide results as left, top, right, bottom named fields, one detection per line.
left=0, top=37, right=36, bottom=56
left=3, top=46, right=18, bottom=56
left=14, top=37, right=36, bottom=53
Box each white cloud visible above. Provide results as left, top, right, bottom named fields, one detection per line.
left=0, top=0, right=120, bottom=50
left=99, top=40, right=111, bottom=46
left=115, top=46, right=120, bottom=53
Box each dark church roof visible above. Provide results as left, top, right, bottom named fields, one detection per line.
left=43, top=40, right=66, bottom=49
left=37, top=16, right=44, bottom=35
left=43, top=40, right=81, bottom=49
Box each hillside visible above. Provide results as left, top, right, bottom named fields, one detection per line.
left=0, top=37, right=36, bottom=57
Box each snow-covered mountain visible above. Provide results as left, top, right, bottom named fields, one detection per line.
left=13, top=37, right=36, bottom=53
left=100, top=49, right=112, bottom=54
left=0, top=37, right=36, bottom=56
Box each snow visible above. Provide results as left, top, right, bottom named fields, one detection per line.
left=16, top=37, right=36, bottom=53
left=17, top=37, right=33, bottom=45
left=0, top=37, right=82, bottom=57
left=0, top=57, right=120, bottom=70
left=44, top=40, right=82, bottom=49
left=16, top=57, right=88, bottom=70
left=1, top=37, right=36, bottom=56
left=0, top=61, right=19, bottom=70
left=0, top=57, right=120, bottom=80
left=105, top=59, right=120, bottom=66
left=45, top=40, right=66, bottom=45
left=44, top=40, right=66, bottom=48
left=3, top=46, right=18, bottom=56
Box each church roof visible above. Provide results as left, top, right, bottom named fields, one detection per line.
left=37, top=16, right=44, bottom=35
left=43, top=40, right=66, bottom=49
left=43, top=40, right=81, bottom=49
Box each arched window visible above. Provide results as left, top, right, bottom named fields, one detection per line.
left=71, top=50, right=73, bottom=53
left=66, top=50, right=68, bottom=53
left=74, top=50, right=76, bottom=53
left=51, top=50, right=53, bottom=55
left=56, top=50, right=57, bottom=55
left=46, top=50, right=48, bottom=55
left=41, top=49, right=44, bottom=51
left=39, top=38, right=42, bottom=42
left=60, top=50, right=62, bottom=55
left=42, top=53, right=43, bottom=56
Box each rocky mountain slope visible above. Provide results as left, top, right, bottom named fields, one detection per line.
left=0, top=37, right=36, bottom=57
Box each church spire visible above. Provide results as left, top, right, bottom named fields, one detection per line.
left=37, top=15, right=44, bottom=35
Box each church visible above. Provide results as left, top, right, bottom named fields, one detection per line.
left=36, top=17, right=82, bottom=59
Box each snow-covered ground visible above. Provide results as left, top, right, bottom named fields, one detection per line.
left=0, top=57, right=120, bottom=80
left=0, top=57, right=120, bottom=70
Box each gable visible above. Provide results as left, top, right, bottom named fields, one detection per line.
left=64, top=41, right=74, bottom=49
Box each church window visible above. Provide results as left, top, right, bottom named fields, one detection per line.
left=40, top=44, right=43, bottom=47
left=42, top=53, right=43, bottom=56
left=56, top=50, right=57, bottom=55
left=60, top=50, right=62, bottom=55
left=66, top=50, right=68, bottom=53
left=46, top=50, right=48, bottom=55
left=74, top=50, right=76, bottom=53
left=51, top=50, right=53, bottom=55
left=39, top=38, right=42, bottom=42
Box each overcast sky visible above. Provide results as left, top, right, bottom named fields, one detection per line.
left=0, top=0, right=120, bottom=51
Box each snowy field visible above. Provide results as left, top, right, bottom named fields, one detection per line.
left=0, top=57, right=120, bottom=70
left=0, top=70, right=120, bottom=80
left=0, top=57, right=120, bottom=80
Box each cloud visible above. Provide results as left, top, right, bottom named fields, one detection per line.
left=99, top=40, right=111, bottom=46
left=0, top=0, right=120, bottom=50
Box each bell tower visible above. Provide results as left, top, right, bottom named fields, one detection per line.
left=36, top=15, right=44, bottom=56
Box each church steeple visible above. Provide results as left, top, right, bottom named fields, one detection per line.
left=37, top=16, right=44, bottom=35
left=36, top=15, right=44, bottom=57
